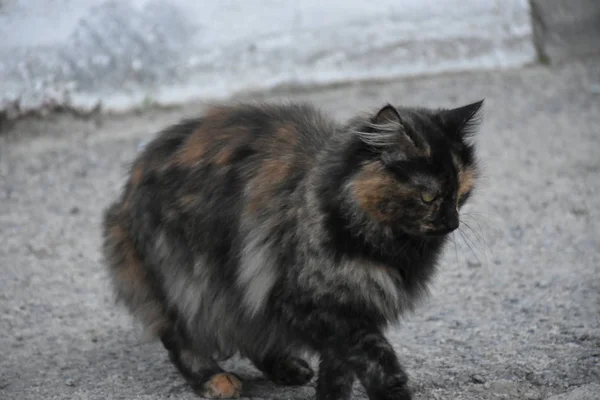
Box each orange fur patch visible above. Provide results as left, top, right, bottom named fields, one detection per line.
left=457, top=166, right=476, bottom=199
left=353, top=162, right=411, bottom=221
left=178, top=194, right=199, bottom=209
left=130, top=162, right=145, bottom=187
left=243, top=125, right=301, bottom=213
left=247, top=158, right=291, bottom=213
left=452, top=153, right=476, bottom=200
left=275, top=124, right=298, bottom=148
left=177, top=128, right=208, bottom=167
left=122, top=162, right=145, bottom=209
left=106, top=220, right=168, bottom=335
left=178, top=109, right=250, bottom=168
left=203, top=373, right=242, bottom=398
left=109, top=225, right=146, bottom=290
left=122, top=192, right=133, bottom=210
left=215, top=146, right=235, bottom=166
left=204, top=105, right=230, bottom=120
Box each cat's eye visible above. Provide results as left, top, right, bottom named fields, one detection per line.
left=421, top=192, right=437, bottom=203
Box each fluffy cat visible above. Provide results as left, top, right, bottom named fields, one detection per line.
left=102, top=99, right=483, bottom=400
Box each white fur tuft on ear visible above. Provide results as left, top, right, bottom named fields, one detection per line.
left=352, top=120, right=406, bottom=148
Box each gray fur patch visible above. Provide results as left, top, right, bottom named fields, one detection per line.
left=298, top=254, right=409, bottom=322
left=341, top=258, right=408, bottom=321
left=180, top=349, right=217, bottom=374
left=237, top=234, right=278, bottom=316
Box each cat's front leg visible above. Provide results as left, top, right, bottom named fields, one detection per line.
left=316, top=350, right=355, bottom=400
left=330, top=329, right=412, bottom=400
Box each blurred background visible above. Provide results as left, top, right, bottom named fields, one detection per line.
left=1, top=0, right=598, bottom=116
left=1, top=2, right=599, bottom=400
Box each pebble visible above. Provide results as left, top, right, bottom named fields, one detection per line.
left=471, top=374, right=486, bottom=384
left=65, top=378, right=75, bottom=386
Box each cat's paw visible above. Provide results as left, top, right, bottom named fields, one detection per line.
left=268, top=357, right=314, bottom=386
left=199, top=372, right=242, bottom=398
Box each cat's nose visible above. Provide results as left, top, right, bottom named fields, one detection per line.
left=442, top=214, right=459, bottom=231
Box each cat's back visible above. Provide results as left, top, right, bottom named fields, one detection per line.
left=138, top=102, right=332, bottom=175
left=121, top=102, right=334, bottom=233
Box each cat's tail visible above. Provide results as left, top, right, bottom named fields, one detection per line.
left=101, top=201, right=170, bottom=338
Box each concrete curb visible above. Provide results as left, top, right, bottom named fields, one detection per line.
left=1, top=0, right=538, bottom=117
left=530, top=0, right=600, bottom=64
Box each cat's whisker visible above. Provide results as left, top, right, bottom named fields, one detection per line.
left=461, top=213, right=497, bottom=249
left=461, top=212, right=498, bottom=264
left=461, top=220, right=494, bottom=261
left=461, top=223, right=492, bottom=274
left=461, top=212, right=501, bottom=231
left=458, top=226, right=493, bottom=286
left=451, top=231, right=460, bottom=266
left=457, top=227, right=483, bottom=266
left=461, top=224, right=488, bottom=255
left=460, top=213, right=487, bottom=233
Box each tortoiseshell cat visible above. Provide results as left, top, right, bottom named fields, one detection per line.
left=102, top=99, right=483, bottom=400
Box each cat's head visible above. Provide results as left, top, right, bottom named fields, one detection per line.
left=342, top=101, right=483, bottom=237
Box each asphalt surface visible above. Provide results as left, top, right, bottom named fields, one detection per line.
left=1, top=57, right=599, bottom=400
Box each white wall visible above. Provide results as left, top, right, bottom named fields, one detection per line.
left=0, top=0, right=536, bottom=114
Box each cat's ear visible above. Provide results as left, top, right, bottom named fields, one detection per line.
left=372, top=104, right=401, bottom=125
left=437, top=99, right=484, bottom=141
left=354, top=104, right=404, bottom=149
left=357, top=104, right=429, bottom=156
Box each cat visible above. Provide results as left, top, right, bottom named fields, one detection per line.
left=102, top=99, right=483, bottom=400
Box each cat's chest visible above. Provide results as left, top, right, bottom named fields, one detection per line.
left=300, top=257, right=421, bottom=322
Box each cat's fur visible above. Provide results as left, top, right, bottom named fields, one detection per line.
left=102, top=100, right=483, bottom=400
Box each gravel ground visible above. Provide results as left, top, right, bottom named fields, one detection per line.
left=1, top=57, right=599, bottom=400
